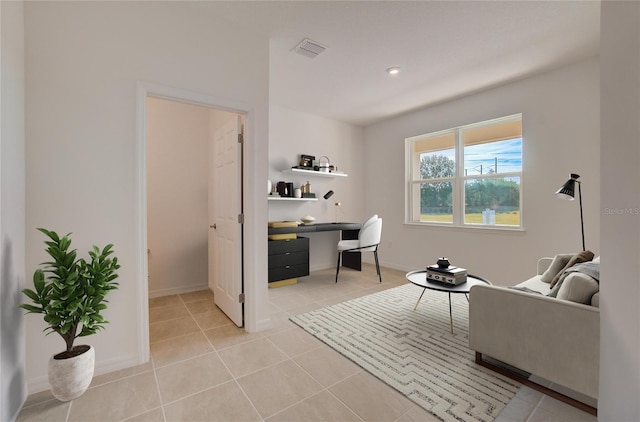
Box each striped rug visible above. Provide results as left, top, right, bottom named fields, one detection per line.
left=290, top=284, right=520, bottom=421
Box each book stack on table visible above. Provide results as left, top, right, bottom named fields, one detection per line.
left=426, top=265, right=468, bottom=286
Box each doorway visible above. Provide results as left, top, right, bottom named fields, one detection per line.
left=144, top=93, right=245, bottom=333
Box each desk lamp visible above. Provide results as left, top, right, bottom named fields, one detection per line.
left=323, top=190, right=344, bottom=223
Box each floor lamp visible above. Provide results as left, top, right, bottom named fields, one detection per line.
left=555, top=173, right=585, bottom=251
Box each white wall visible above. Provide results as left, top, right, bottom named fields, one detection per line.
left=24, top=1, right=269, bottom=393
left=599, top=1, right=640, bottom=418
left=146, top=97, right=210, bottom=297
left=269, top=106, right=366, bottom=270
left=1, top=1, right=27, bottom=418
left=364, top=59, right=600, bottom=286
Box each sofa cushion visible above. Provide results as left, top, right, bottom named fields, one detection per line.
left=515, top=275, right=549, bottom=294
left=540, top=253, right=573, bottom=283
left=550, top=250, right=595, bottom=288
left=591, top=292, right=600, bottom=308
left=556, top=272, right=599, bottom=305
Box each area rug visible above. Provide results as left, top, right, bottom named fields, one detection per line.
left=290, top=284, right=521, bottom=421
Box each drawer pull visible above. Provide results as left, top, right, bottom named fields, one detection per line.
left=285, top=265, right=291, bottom=269
left=285, top=252, right=291, bottom=255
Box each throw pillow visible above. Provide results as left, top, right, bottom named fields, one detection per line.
left=540, top=253, right=574, bottom=283
left=549, top=250, right=595, bottom=289
left=556, top=272, right=599, bottom=304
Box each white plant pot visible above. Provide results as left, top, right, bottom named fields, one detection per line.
left=48, top=345, right=95, bottom=401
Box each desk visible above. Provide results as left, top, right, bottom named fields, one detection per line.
left=267, top=222, right=361, bottom=283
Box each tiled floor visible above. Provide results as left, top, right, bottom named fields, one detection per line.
left=17, top=264, right=597, bottom=422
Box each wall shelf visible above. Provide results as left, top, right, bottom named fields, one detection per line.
left=282, top=168, right=348, bottom=178
left=268, top=196, right=318, bottom=202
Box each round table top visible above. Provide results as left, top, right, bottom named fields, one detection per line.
left=405, top=270, right=491, bottom=294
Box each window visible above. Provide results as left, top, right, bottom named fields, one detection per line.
left=405, top=114, right=522, bottom=228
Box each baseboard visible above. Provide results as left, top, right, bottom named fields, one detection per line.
left=475, top=352, right=597, bottom=417
left=148, top=284, right=209, bottom=298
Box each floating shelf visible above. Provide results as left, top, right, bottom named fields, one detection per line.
left=282, top=168, right=348, bottom=178
left=268, top=196, right=318, bottom=202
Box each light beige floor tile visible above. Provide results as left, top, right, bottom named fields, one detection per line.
left=267, top=327, right=324, bottom=357
left=67, top=371, right=161, bottom=422
left=217, top=337, right=288, bottom=378
left=149, top=315, right=200, bottom=344
left=293, top=345, right=361, bottom=387
left=149, top=295, right=181, bottom=309
left=16, top=398, right=70, bottom=422
left=185, top=298, right=217, bottom=315
left=329, top=371, right=414, bottom=421
left=395, top=405, right=442, bottom=422
left=262, top=310, right=297, bottom=335
left=122, top=407, right=165, bottom=422
left=20, top=390, right=57, bottom=409
left=150, top=331, right=213, bottom=368
left=179, top=289, right=213, bottom=303
left=90, top=360, right=154, bottom=388
left=149, top=303, right=189, bottom=324
left=156, top=352, right=233, bottom=403
left=270, top=292, right=316, bottom=311
left=538, top=396, right=597, bottom=421
left=266, top=390, right=361, bottom=422
left=204, top=323, right=264, bottom=350
left=237, top=360, right=324, bottom=418
left=494, top=396, right=537, bottom=422
left=526, top=406, right=565, bottom=422
left=192, top=307, right=232, bottom=330
left=163, top=381, right=261, bottom=422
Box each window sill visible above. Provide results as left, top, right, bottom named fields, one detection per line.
left=404, top=222, right=526, bottom=235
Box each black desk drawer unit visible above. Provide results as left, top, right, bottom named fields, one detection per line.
left=268, top=237, right=309, bottom=282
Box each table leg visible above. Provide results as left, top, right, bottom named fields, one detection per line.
left=414, top=288, right=427, bottom=310
left=448, top=292, right=453, bottom=334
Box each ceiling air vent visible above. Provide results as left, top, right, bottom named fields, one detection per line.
left=292, top=38, right=327, bottom=59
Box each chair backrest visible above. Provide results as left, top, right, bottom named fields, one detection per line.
left=359, top=216, right=382, bottom=248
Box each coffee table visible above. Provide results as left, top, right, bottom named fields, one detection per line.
left=405, top=270, right=491, bottom=334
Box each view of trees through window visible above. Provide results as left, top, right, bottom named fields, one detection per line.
left=407, top=115, right=523, bottom=227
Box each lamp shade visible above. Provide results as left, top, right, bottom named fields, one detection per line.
left=323, top=190, right=334, bottom=200
left=555, top=173, right=580, bottom=200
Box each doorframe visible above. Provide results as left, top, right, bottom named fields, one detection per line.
left=135, top=82, right=250, bottom=362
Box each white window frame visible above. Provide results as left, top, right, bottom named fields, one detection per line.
left=405, top=114, right=523, bottom=230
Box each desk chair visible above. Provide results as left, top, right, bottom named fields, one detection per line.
left=336, top=215, right=382, bottom=283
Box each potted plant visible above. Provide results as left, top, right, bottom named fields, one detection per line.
left=20, top=228, right=120, bottom=401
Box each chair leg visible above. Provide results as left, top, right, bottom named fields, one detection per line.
left=374, top=250, right=382, bottom=283
left=335, top=252, right=341, bottom=283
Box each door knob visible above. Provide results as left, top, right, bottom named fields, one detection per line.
left=210, top=224, right=217, bottom=229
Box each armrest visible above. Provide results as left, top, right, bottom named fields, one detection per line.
left=537, top=257, right=553, bottom=275
left=469, top=284, right=599, bottom=399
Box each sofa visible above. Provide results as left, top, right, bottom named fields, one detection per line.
left=468, top=254, right=600, bottom=403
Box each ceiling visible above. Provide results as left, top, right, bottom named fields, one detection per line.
left=191, top=1, right=600, bottom=127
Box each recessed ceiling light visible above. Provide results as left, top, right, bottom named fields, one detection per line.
left=386, top=67, right=401, bottom=76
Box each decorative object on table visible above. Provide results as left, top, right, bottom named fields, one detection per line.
left=322, top=190, right=344, bottom=223
left=19, top=228, right=120, bottom=401
left=299, top=154, right=315, bottom=168
left=316, top=155, right=331, bottom=173
left=300, top=215, right=316, bottom=225
left=426, top=259, right=468, bottom=285
left=268, top=221, right=300, bottom=228
left=267, top=179, right=272, bottom=195
left=294, top=188, right=302, bottom=198
left=290, top=284, right=520, bottom=421
left=555, top=173, right=585, bottom=251
left=436, top=257, right=450, bottom=268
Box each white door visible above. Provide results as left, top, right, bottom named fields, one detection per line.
left=209, top=115, right=243, bottom=327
